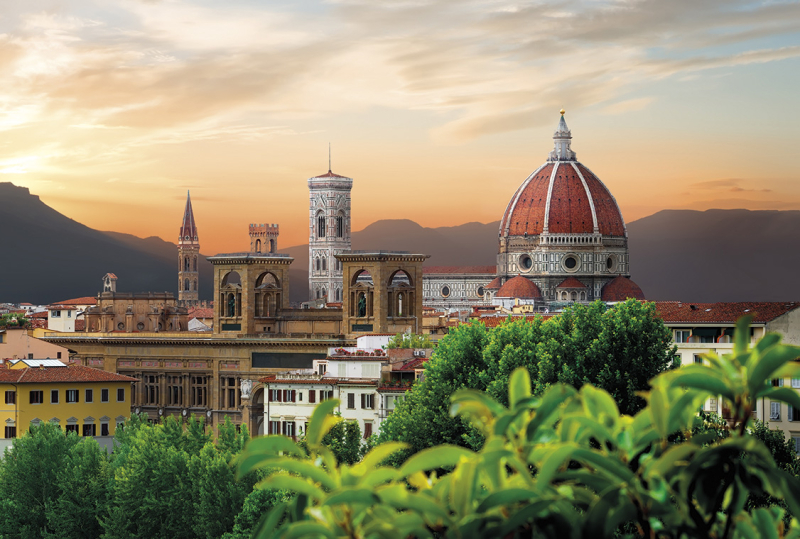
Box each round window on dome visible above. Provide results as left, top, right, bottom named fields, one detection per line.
left=562, top=255, right=579, bottom=272
left=519, top=255, right=533, bottom=271
left=441, top=285, right=451, bottom=298
left=477, top=286, right=485, bottom=297
left=606, top=255, right=617, bottom=272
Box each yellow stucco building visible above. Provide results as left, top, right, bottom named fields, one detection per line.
left=0, top=360, right=135, bottom=451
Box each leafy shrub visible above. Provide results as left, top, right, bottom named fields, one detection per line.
left=238, top=316, right=800, bottom=538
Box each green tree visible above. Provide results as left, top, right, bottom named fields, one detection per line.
left=221, top=487, right=292, bottom=539
left=379, top=300, right=677, bottom=460
left=0, top=423, right=82, bottom=538
left=297, top=415, right=365, bottom=465
left=0, top=312, right=29, bottom=328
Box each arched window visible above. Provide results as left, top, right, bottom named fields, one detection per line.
left=185, top=279, right=190, bottom=291
left=336, top=215, right=344, bottom=238
left=322, top=258, right=327, bottom=271
left=316, top=258, right=321, bottom=271
left=321, top=288, right=327, bottom=300
left=255, top=239, right=262, bottom=253
left=184, top=257, right=190, bottom=271
left=193, top=280, right=197, bottom=292
left=317, top=213, right=325, bottom=238
left=269, top=239, right=275, bottom=253
left=192, top=257, right=197, bottom=271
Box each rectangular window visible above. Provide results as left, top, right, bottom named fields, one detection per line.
left=792, top=379, right=800, bottom=389
left=364, top=421, right=373, bottom=439
left=27, top=353, right=33, bottom=360
left=338, top=363, right=347, bottom=377
left=318, top=363, right=327, bottom=376
left=51, top=390, right=59, bottom=404
left=101, top=423, right=109, bottom=436
left=282, top=421, right=296, bottom=438
left=4, top=390, right=15, bottom=405
left=85, top=389, right=93, bottom=403
left=52, top=310, right=61, bottom=318
left=29, top=390, right=44, bottom=404
left=117, top=388, right=126, bottom=402
left=167, top=375, right=183, bottom=407
left=269, top=389, right=281, bottom=402
left=309, top=390, right=316, bottom=403
left=4, top=426, right=16, bottom=438
left=674, top=330, right=690, bottom=343
left=57, top=352, right=62, bottom=359
left=101, top=389, right=109, bottom=403
left=82, top=424, right=95, bottom=437
left=320, top=390, right=333, bottom=401
left=298, top=392, right=303, bottom=402
left=770, top=402, right=781, bottom=421
left=361, top=393, right=374, bottom=410
left=794, top=437, right=800, bottom=454
left=65, top=424, right=79, bottom=434
left=789, top=406, right=800, bottom=421
left=693, top=355, right=703, bottom=365
left=282, top=390, right=296, bottom=403
left=347, top=393, right=355, bottom=409
left=66, top=390, right=79, bottom=403
left=268, top=420, right=281, bottom=434
left=773, top=378, right=785, bottom=387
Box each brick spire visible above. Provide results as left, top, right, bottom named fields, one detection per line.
left=179, top=191, right=198, bottom=245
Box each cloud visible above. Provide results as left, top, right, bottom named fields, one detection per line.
left=690, top=179, right=773, bottom=193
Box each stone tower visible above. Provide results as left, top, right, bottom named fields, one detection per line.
left=178, top=191, right=200, bottom=305
left=308, top=166, right=352, bottom=303
left=249, top=223, right=279, bottom=254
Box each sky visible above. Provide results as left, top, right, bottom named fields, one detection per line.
left=0, top=0, right=799, bottom=255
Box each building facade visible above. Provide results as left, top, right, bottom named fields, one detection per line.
left=0, top=361, right=135, bottom=452
left=308, top=169, right=353, bottom=303
left=178, top=191, right=200, bottom=306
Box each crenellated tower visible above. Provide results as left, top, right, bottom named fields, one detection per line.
left=249, top=223, right=279, bottom=254
left=178, top=191, right=200, bottom=305
left=308, top=165, right=352, bottom=303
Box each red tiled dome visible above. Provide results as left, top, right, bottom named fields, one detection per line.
left=601, top=276, right=645, bottom=301
left=499, top=162, right=625, bottom=238
left=556, top=277, right=586, bottom=289
left=499, top=114, right=625, bottom=239
left=496, top=276, right=542, bottom=299
left=485, top=277, right=503, bottom=290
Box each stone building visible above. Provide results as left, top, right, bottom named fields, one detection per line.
left=422, top=111, right=645, bottom=311
left=178, top=191, right=200, bottom=306
left=84, top=282, right=188, bottom=333
left=308, top=168, right=352, bottom=303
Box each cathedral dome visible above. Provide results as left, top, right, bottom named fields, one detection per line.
left=601, top=276, right=645, bottom=301
left=499, top=113, right=626, bottom=238
left=496, top=276, right=541, bottom=299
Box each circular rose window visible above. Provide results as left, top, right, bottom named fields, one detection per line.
left=477, top=286, right=485, bottom=297
left=562, top=255, right=579, bottom=272
left=519, top=255, right=533, bottom=271
left=441, top=285, right=451, bottom=297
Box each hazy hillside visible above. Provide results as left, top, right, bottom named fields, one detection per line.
left=0, top=183, right=212, bottom=304
left=627, top=209, right=800, bottom=302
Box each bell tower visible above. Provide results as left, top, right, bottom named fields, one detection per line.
left=178, top=191, right=200, bottom=305
left=308, top=158, right=352, bottom=303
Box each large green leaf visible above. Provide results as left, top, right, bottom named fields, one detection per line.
left=475, top=488, right=539, bottom=512
left=399, top=445, right=475, bottom=477
left=252, top=502, right=288, bottom=539
left=508, top=367, right=531, bottom=408
left=734, top=315, right=754, bottom=356
left=760, top=387, right=800, bottom=410
left=260, top=474, right=326, bottom=501
left=359, top=442, right=409, bottom=471
left=525, top=384, right=577, bottom=441
left=669, top=367, right=736, bottom=401
left=305, top=399, right=341, bottom=448
left=749, top=344, right=800, bottom=397
left=237, top=435, right=305, bottom=477
left=281, top=521, right=338, bottom=539
left=322, top=487, right=380, bottom=507
left=258, top=457, right=337, bottom=490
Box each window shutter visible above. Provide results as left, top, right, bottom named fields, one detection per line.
left=361, top=393, right=365, bottom=409
left=309, top=390, right=316, bottom=403
left=292, top=390, right=296, bottom=402
left=278, top=390, right=283, bottom=402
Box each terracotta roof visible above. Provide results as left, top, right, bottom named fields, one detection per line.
left=485, top=277, right=503, bottom=289
left=601, top=276, right=645, bottom=301
left=52, top=297, right=97, bottom=306
left=259, top=376, right=340, bottom=385
left=556, top=277, right=587, bottom=289
left=48, top=305, right=77, bottom=310
left=188, top=307, right=214, bottom=319
left=0, top=364, right=136, bottom=384
left=398, top=358, right=428, bottom=371
left=75, top=320, right=85, bottom=331
left=500, top=162, right=625, bottom=238
left=478, top=315, right=553, bottom=328
left=653, top=301, right=800, bottom=324
left=496, top=276, right=542, bottom=299
left=104, top=273, right=118, bottom=279
left=28, top=311, right=48, bottom=319
left=423, top=266, right=496, bottom=275
left=19, top=303, right=32, bottom=306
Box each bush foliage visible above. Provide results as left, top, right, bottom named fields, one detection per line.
left=239, top=315, right=800, bottom=538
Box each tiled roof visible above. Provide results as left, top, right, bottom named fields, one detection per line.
left=485, top=277, right=503, bottom=289
left=19, top=303, right=33, bottom=306
left=188, top=307, right=214, bottom=319
left=48, top=305, right=77, bottom=310
left=496, top=276, right=542, bottom=299
left=556, top=277, right=587, bottom=289
left=500, top=162, right=625, bottom=238
left=0, top=364, right=136, bottom=384
left=104, top=273, right=118, bottom=279
left=653, top=301, right=800, bottom=324
left=28, top=311, right=48, bottom=319
left=423, top=266, right=496, bottom=275
left=398, top=358, right=428, bottom=371
left=52, top=297, right=97, bottom=306
left=75, top=320, right=85, bottom=331
left=601, top=276, right=645, bottom=301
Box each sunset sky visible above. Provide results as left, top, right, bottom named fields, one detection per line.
left=1, top=0, right=799, bottom=255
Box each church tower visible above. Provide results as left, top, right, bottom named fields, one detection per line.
left=308, top=163, right=352, bottom=303
left=178, top=191, right=200, bottom=305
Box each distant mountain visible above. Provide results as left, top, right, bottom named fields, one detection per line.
left=626, top=209, right=800, bottom=302
left=3, top=181, right=797, bottom=305
left=0, top=183, right=212, bottom=304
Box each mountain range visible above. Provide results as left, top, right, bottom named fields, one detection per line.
left=1, top=181, right=797, bottom=305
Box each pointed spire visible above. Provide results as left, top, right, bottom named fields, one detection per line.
left=547, top=109, right=576, bottom=162
left=328, top=143, right=331, bottom=173
left=179, top=191, right=199, bottom=245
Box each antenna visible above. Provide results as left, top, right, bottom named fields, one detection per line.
left=328, top=143, right=331, bottom=172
